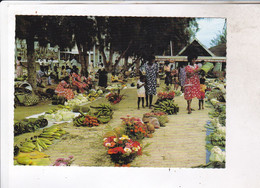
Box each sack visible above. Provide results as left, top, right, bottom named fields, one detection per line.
left=148, top=117, right=160, bottom=129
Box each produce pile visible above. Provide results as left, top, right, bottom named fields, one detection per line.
left=72, top=105, right=90, bottom=113
left=198, top=78, right=226, bottom=168
left=106, top=92, right=124, bottom=104
left=14, top=117, right=48, bottom=136
left=14, top=127, right=68, bottom=166
left=91, top=103, right=113, bottom=124
left=64, top=94, right=89, bottom=107
left=14, top=150, right=51, bottom=166
left=143, top=112, right=169, bottom=127
left=44, top=108, right=75, bottom=122
left=157, top=91, right=175, bottom=101
left=153, top=99, right=179, bottom=115
left=17, top=127, right=67, bottom=153
left=73, top=112, right=99, bottom=127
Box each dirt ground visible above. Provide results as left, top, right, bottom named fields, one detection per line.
left=14, top=83, right=210, bottom=168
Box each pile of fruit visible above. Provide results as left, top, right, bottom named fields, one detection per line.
left=143, top=112, right=169, bottom=127
left=14, top=117, right=48, bottom=136
left=157, top=91, right=175, bottom=101
left=206, top=129, right=226, bottom=149
left=91, top=103, right=113, bottom=124
left=14, top=150, right=51, bottom=166
left=153, top=99, right=179, bottom=115
left=73, top=113, right=99, bottom=127
left=44, top=108, right=75, bottom=122
left=17, top=127, right=67, bottom=153
left=72, top=105, right=90, bottom=113
left=64, top=94, right=89, bottom=107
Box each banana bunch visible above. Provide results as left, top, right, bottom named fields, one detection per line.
left=73, top=115, right=86, bottom=127
left=14, top=117, right=48, bottom=136
left=39, top=127, right=67, bottom=141
left=19, top=136, right=53, bottom=153
left=91, top=103, right=113, bottom=118
left=153, top=99, right=179, bottom=115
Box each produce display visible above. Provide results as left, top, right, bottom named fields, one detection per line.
left=17, top=127, right=67, bottom=153
left=90, top=103, right=114, bottom=124
left=14, top=150, right=51, bottom=166
left=106, top=92, right=124, bottom=104
left=73, top=112, right=99, bottom=127
left=44, top=108, right=75, bottom=122
left=72, top=105, right=90, bottom=113
left=206, top=128, right=226, bottom=149
left=64, top=94, right=89, bottom=107
left=14, top=117, right=48, bottom=136
left=153, top=99, right=179, bottom=115
left=157, top=91, right=175, bottom=101
left=143, top=112, right=169, bottom=127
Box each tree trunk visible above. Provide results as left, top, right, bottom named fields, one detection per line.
left=76, top=42, right=87, bottom=75
left=83, top=43, right=89, bottom=75
left=124, top=56, right=128, bottom=70
left=135, top=58, right=140, bottom=75
left=26, top=37, right=37, bottom=91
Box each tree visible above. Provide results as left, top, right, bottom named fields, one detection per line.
left=63, top=16, right=96, bottom=75
left=210, top=20, right=227, bottom=47
left=95, top=17, right=197, bottom=72
left=16, top=16, right=75, bottom=91
left=16, top=16, right=47, bottom=91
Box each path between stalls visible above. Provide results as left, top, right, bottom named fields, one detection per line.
left=44, top=86, right=210, bottom=168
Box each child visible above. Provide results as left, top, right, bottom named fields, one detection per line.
left=137, top=75, right=146, bottom=109
left=198, top=77, right=207, bottom=110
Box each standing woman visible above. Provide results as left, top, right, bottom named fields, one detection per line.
left=184, top=54, right=201, bottom=114
left=16, top=56, right=23, bottom=77
left=164, top=61, right=171, bottom=86
left=145, top=56, right=159, bottom=109
left=179, top=63, right=186, bottom=92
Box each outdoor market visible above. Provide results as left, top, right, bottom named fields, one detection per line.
left=13, top=16, right=226, bottom=168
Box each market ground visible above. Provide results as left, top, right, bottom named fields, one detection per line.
left=14, top=83, right=211, bottom=168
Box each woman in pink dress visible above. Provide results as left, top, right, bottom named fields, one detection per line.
left=184, top=54, right=201, bottom=114
left=55, top=77, right=74, bottom=100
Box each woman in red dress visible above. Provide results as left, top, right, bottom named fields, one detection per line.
left=184, top=54, right=201, bottom=114
left=55, top=77, right=74, bottom=100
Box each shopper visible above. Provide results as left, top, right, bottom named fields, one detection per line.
left=145, top=55, right=159, bottom=109
left=164, top=61, right=171, bottom=86
left=184, top=54, right=201, bottom=114
left=137, top=75, right=146, bottom=109
left=197, top=77, right=207, bottom=110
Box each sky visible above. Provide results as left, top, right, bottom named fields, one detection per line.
left=195, top=18, right=226, bottom=48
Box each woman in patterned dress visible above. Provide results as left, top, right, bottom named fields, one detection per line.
left=145, top=56, right=159, bottom=109
left=184, top=54, right=201, bottom=114
left=55, top=77, right=74, bottom=100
